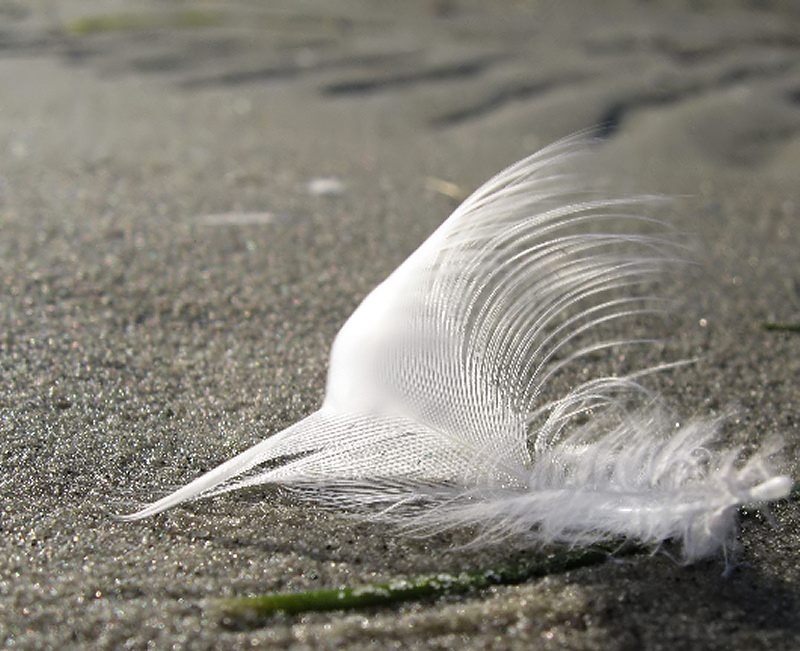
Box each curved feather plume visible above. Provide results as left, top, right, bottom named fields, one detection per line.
left=124, top=136, right=791, bottom=561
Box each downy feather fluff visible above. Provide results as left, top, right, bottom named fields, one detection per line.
left=125, top=136, right=791, bottom=561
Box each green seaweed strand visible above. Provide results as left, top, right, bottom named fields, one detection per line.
left=216, top=547, right=609, bottom=624
left=762, top=322, right=800, bottom=333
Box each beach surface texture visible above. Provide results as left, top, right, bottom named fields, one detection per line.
left=1, top=1, right=799, bottom=648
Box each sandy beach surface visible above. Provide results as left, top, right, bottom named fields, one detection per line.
left=1, top=1, right=799, bottom=648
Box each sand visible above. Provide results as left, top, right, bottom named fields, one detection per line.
left=1, top=1, right=799, bottom=648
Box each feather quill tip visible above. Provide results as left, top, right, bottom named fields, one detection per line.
left=746, top=475, right=792, bottom=502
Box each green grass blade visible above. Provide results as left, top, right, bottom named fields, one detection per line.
left=215, top=547, right=611, bottom=625
left=762, top=322, right=800, bottom=333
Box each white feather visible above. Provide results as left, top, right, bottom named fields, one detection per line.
left=124, top=136, right=791, bottom=561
